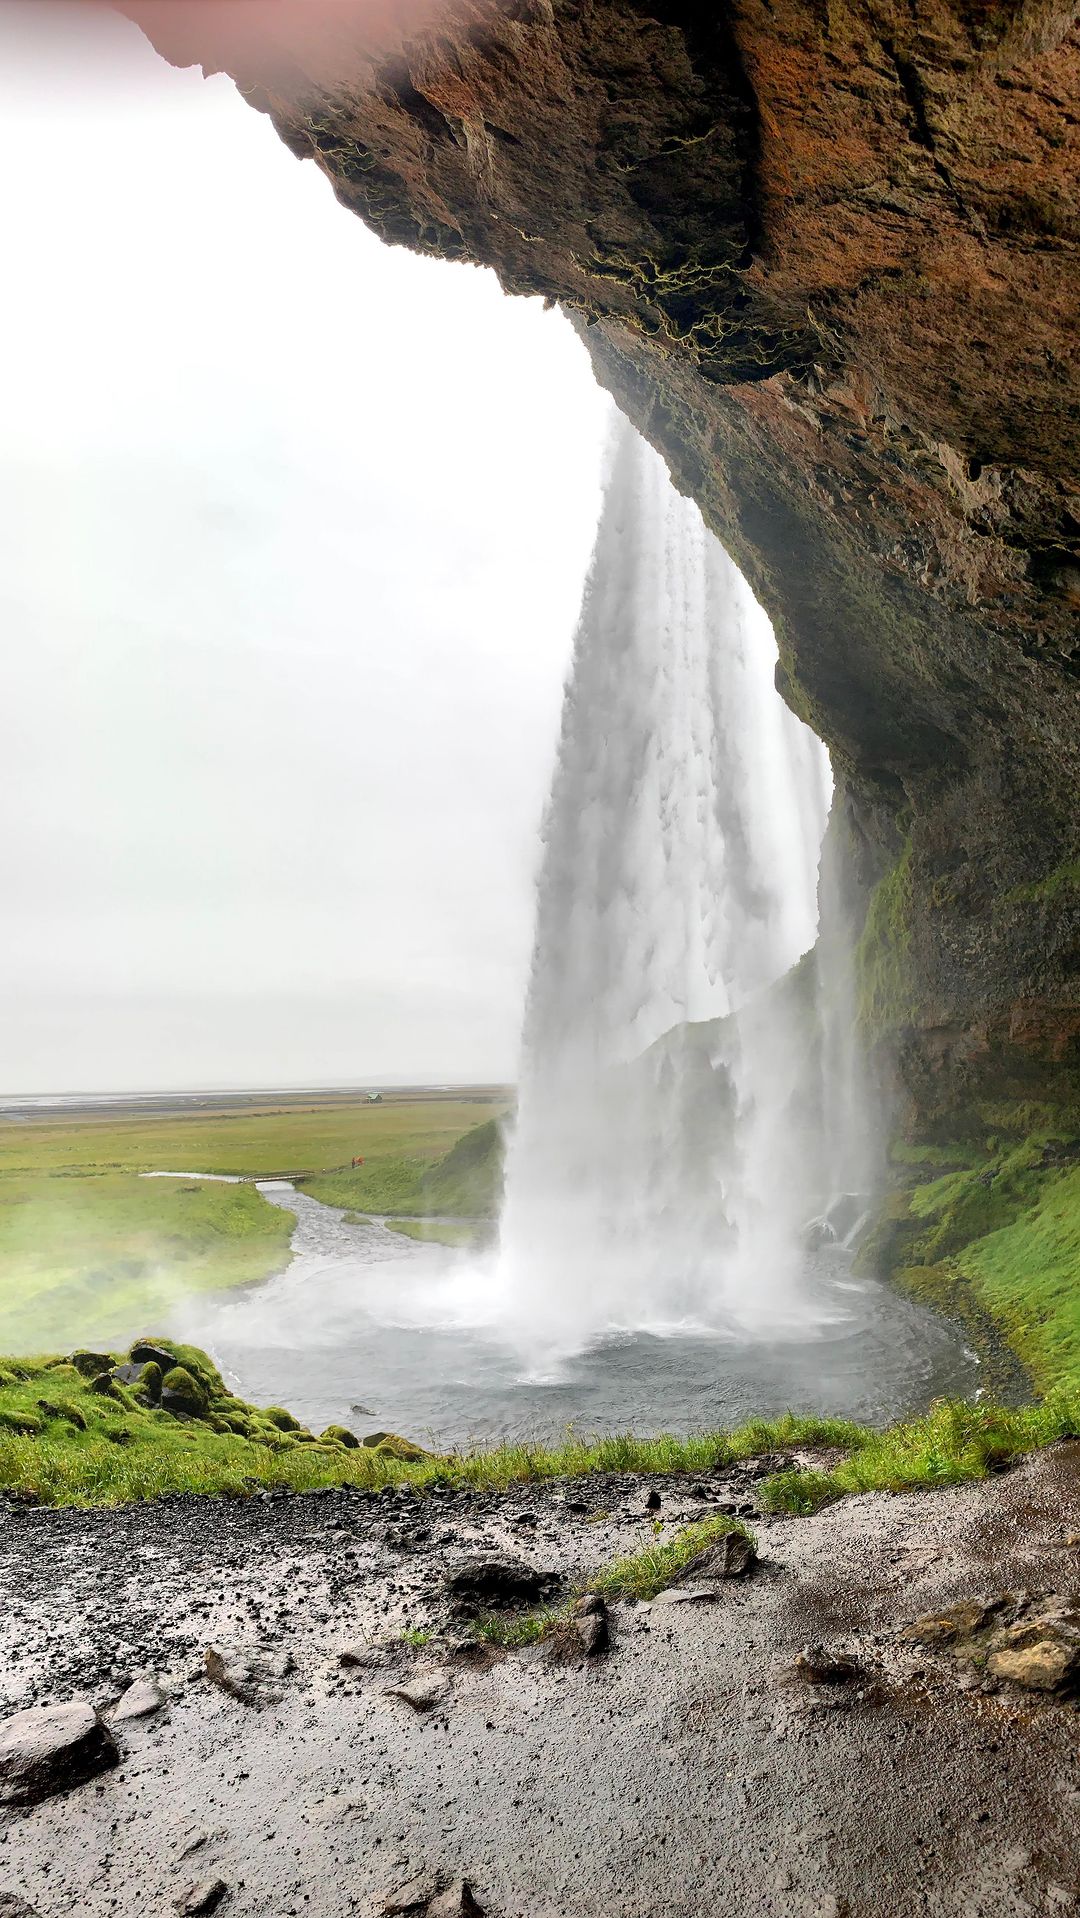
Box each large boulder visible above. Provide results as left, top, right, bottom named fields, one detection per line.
left=0, top=1702, right=118, bottom=1806
left=129, top=1340, right=181, bottom=1371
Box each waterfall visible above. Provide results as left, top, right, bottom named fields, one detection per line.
left=495, top=421, right=834, bottom=1373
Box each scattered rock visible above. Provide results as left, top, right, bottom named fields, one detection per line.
left=679, top=1529, right=757, bottom=1583
left=900, top=1599, right=1004, bottom=1646
left=0, top=1897, right=41, bottom=1917
left=986, top=1607, right=1080, bottom=1693
left=173, top=1880, right=229, bottom=1916
left=572, top=1610, right=609, bottom=1656
left=444, top=1555, right=559, bottom=1614
left=386, top=1670, right=452, bottom=1712
left=644, top=1489, right=662, bottom=1512
left=381, top=1871, right=443, bottom=1912
left=652, top=1586, right=720, bottom=1609
left=792, top=1646, right=864, bottom=1686
left=109, top=1677, right=166, bottom=1722
left=429, top=1882, right=485, bottom=1917
left=205, top=1646, right=291, bottom=1707
left=0, top=1701, right=118, bottom=1806
left=339, top=1642, right=394, bottom=1670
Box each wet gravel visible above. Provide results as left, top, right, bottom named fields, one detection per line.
left=1, top=1447, right=1079, bottom=1917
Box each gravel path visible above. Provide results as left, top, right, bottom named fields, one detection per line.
left=1, top=1446, right=1079, bottom=1917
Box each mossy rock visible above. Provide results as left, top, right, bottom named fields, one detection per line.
left=0, top=1406, right=44, bottom=1437
left=70, top=1350, right=114, bottom=1379
left=362, top=1431, right=432, bottom=1462
left=320, top=1424, right=360, bottom=1450
left=160, top=1365, right=210, bottom=1419
left=86, top=1373, right=121, bottom=1400
left=35, top=1398, right=87, bottom=1431
left=264, top=1406, right=302, bottom=1432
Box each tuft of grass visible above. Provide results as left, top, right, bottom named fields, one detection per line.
left=471, top=1609, right=564, bottom=1648
left=589, top=1513, right=755, bottom=1601
left=759, top=1392, right=1080, bottom=1515
left=400, top=1627, right=432, bottom=1649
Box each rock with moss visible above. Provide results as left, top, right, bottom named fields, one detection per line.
left=320, top=1424, right=359, bottom=1449
left=160, top=1366, right=209, bottom=1419
left=264, top=1406, right=302, bottom=1432
left=362, top=1431, right=432, bottom=1462
left=69, top=1351, right=113, bottom=1380
left=111, top=1360, right=162, bottom=1404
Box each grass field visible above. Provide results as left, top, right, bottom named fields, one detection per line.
left=0, top=1091, right=508, bottom=1353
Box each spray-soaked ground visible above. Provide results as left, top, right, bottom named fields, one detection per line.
left=174, top=1184, right=981, bottom=1448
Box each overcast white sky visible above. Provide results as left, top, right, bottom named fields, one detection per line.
left=0, top=1, right=611, bottom=1094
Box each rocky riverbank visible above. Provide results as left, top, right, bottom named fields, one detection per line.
left=1, top=1440, right=1079, bottom=1916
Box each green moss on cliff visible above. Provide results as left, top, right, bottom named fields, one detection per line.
left=855, top=839, right=915, bottom=1033
left=863, top=1129, right=1080, bottom=1396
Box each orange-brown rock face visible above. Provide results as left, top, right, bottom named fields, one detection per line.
left=118, top=0, right=1080, bottom=1126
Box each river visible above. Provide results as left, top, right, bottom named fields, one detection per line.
left=172, top=1181, right=981, bottom=1448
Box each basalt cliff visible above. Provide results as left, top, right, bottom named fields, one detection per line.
left=120, top=0, right=1080, bottom=1138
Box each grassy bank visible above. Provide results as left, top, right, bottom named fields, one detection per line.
left=0, top=1175, right=293, bottom=1354
left=857, top=1130, right=1080, bottom=1397
left=300, top=1115, right=504, bottom=1218
left=1, top=1340, right=1076, bottom=1514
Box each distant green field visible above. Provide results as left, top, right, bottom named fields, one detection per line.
left=0, top=1093, right=508, bottom=1354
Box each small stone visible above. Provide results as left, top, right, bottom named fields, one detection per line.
left=429, top=1882, right=484, bottom=1918
left=652, top=1586, right=719, bottom=1609
left=792, top=1646, right=864, bottom=1687
left=173, top=1880, right=228, bottom=1916
left=338, top=1643, right=393, bottom=1670
left=386, top=1670, right=452, bottom=1712
left=0, top=1702, right=118, bottom=1807
left=109, top=1678, right=166, bottom=1722
left=572, top=1611, right=608, bottom=1656
left=680, top=1529, right=757, bottom=1583
left=381, top=1870, right=442, bottom=1912
left=444, top=1556, right=559, bottom=1614
left=644, top=1489, right=662, bottom=1512
left=205, top=1646, right=291, bottom=1707
left=986, top=1611, right=1080, bottom=1693
left=900, top=1599, right=1001, bottom=1646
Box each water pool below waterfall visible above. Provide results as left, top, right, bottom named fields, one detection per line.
left=173, top=1182, right=981, bottom=1449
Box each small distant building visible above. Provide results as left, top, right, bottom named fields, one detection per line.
left=366, top=1090, right=383, bottom=1104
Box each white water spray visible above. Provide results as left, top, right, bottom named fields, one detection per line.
left=495, top=421, right=833, bottom=1370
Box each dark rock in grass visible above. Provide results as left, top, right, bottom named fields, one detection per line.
left=129, top=1340, right=180, bottom=1372
left=205, top=1646, right=292, bottom=1707
left=87, top=1373, right=121, bottom=1398
left=680, top=1530, right=757, bottom=1583
left=444, top=1556, right=560, bottom=1614
left=0, top=1895, right=42, bottom=1916
left=0, top=1702, right=119, bottom=1806
left=386, top=1669, right=452, bottom=1712
left=987, top=1605, right=1080, bottom=1693
left=35, top=1398, right=87, bottom=1430
left=573, top=1610, right=609, bottom=1657
left=111, top=1361, right=162, bottom=1402
left=69, top=1351, right=113, bottom=1379
left=173, top=1880, right=229, bottom=1916
left=161, top=1366, right=210, bottom=1419
left=793, top=1646, right=864, bottom=1686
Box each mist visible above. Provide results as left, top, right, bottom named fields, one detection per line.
left=0, top=0, right=610, bottom=1094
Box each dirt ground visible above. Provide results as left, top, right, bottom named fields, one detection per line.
left=1, top=1444, right=1079, bottom=1918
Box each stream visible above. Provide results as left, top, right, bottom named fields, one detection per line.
left=173, top=1182, right=981, bottom=1448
